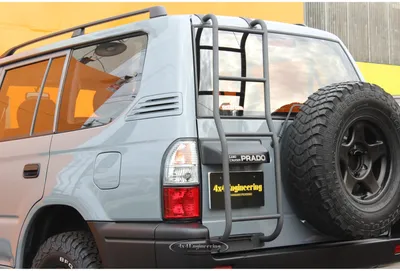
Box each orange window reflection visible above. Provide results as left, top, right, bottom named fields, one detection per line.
left=57, top=57, right=116, bottom=132
left=0, top=60, right=48, bottom=140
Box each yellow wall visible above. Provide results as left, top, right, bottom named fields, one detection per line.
left=0, top=2, right=304, bottom=55
left=357, top=62, right=400, bottom=95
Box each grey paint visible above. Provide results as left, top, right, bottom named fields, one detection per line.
left=93, top=152, right=122, bottom=190
left=0, top=135, right=52, bottom=266
left=0, top=239, right=12, bottom=266
left=305, top=2, right=400, bottom=65
left=0, top=13, right=364, bottom=268
left=125, top=92, right=183, bottom=121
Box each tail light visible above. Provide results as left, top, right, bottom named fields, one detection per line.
left=163, top=140, right=200, bottom=220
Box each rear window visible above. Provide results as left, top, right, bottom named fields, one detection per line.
left=195, top=29, right=360, bottom=117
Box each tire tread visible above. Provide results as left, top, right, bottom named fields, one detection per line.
left=31, top=231, right=101, bottom=269
left=282, top=81, right=400, bottom=239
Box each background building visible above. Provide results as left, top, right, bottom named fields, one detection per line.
left=305, top=2, right=400, bottom=95
left=0, top=2, right=397, bottom=94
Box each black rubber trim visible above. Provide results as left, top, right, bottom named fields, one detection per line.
left=155, top=222, right=209, bottom=240
left=89, top=221, right=400, bottom=268
left=88, top=222, right=158, bottom=268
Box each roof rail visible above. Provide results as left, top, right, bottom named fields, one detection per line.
left=0, top=5, right=167, bottom=59
left=295, top=23, right=307, bottom=27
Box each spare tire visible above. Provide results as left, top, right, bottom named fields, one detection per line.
left=281, top=81, right=400, bottom=239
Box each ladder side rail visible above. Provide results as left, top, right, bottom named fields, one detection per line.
left=249, top=19, right=284, bottom=242
left=201, top=14, right=233, bottom=242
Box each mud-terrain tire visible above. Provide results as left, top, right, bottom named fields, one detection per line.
left=281, top=81, right=400, bottom=239
left=31, top=231, right=101, bottom=268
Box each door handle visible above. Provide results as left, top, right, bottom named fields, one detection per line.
left=23, top=163, right=40, bottom=179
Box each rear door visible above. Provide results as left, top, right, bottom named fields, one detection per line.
left=0, top=52, right=68, bottom=267
left=193, top=18, right=362, bottom=252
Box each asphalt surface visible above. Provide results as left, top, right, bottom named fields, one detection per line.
left=381, top=262, right=400, bottom=268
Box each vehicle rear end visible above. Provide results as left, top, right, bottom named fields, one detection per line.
left=85, top=12, right=397, bottom=269
left=166, top=15, right=363, bottom=255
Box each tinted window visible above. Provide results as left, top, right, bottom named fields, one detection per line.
left=0, top=60, right=49, bottom=141
left=197, top=30, right=360, bottom=117
left=57, top=35, right=148, bottom=133
left=33, top=57, right=66, bottom=135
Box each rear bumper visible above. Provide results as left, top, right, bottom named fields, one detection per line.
left=88, top=221, right=400, bottom=268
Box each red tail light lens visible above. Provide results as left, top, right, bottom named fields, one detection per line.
left=395, top=245, right=400, bottom=255
left=163, top=186, right=200, bottom=219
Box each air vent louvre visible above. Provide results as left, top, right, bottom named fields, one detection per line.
left=126, top=92, right=183, bottom=121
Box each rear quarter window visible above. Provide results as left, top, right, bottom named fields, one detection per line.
left=57, top=34, right=147, bottom=133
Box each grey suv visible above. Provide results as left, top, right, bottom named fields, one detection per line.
left=2, top=6, right=400, bottom=269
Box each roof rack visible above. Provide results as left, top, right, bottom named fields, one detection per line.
left=0, top=5, right=167, bottom=59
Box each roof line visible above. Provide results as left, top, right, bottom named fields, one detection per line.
left=0, top=5, right=167, bottom=59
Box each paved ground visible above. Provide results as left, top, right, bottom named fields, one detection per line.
left=380, top=262, right=400, bottom=268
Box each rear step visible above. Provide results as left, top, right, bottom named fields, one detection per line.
left=199, top=14, right=284, bottom=243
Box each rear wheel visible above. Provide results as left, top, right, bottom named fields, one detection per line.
left=31, top=231, right=101, bottom=269
left=281, top=81, right=400, bottom=239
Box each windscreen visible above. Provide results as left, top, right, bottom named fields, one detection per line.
left=196, top=28, right=360, bottom=117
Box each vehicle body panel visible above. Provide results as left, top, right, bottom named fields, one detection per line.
left=0, top=136, right=52, bottom=267
left=15, top=14, right=197, bottom=268
left=0, top=51, right=68, bottom=267
left=42, top=15, right=197, bottom=222
left=192, top=15, right=365, bottom=250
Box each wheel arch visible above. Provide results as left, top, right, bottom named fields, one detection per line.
left=15, top=201, right=99, bottom=268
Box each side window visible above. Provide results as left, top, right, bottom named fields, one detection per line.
left=33, top=57, right=66, bottom=135
left=57, top=34, right=148, bottom=133
left=0, top=60, right=49, bottom=141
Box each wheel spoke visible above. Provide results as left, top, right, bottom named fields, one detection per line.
left=352, top=122, right=366, bottom=144
left=344, top=171, right=358, bottom=193
left=361, top=171, right=380, bottom=194
left=340, top=144, right=351, bottom=164
left=368, top=141, right=386, bottom=163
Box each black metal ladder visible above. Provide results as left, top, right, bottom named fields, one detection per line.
left=200, top=14, right=284, bottom=243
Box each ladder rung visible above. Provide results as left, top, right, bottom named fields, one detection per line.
left=217, top=25, right=264, bottom=35
left=199, top=90, right=244, bottom=97
left=226, top=132, right=273, bottom=137
left=199, top=45, right=242, bottom=53
left=220, top=76, right=267, bottom=83
left=233, top=214, right=281, bottom=222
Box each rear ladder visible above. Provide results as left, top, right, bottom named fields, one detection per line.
left=199, top=14, right=284, bottom=243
